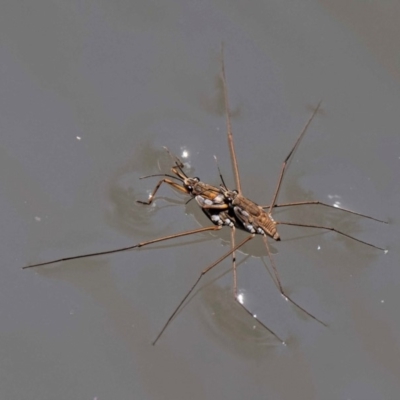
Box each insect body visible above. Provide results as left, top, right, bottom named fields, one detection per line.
left=138, top=147, right=236, bottom=229
left=218, top=190, right=280, bottom=239
left=137, top=147, right=221, bottom=206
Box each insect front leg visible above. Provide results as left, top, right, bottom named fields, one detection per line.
left=137, top=179, right=190, bottom=205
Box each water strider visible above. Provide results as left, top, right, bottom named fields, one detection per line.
left=24, top=45, right=387, bottom=345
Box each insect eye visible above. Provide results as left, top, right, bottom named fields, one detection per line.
left=187, top=185, right=192, bottom=190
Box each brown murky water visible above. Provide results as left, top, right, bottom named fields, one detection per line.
left=1, top=1, right=399, bottom=399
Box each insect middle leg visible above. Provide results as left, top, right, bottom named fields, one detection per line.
left=276, top=221, right=386, bottom=251
left=264, top=201, right=387, bottom=223
left=23, top=225, right=223, bottom=269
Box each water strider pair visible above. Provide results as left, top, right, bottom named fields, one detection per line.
left=24, top=45, right=387, bottom=345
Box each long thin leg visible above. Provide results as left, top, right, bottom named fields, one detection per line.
left=231, top=227, right=238, bottom=296
left=187, top=254, right=254, bottom=309
left=277, top=221, right=385, bottom=251
left=230, top=230, right=285, bottom=343
left=23, top=225, right=222, bottom=269
left=263, top=236, right=327, bottom=326
left=213, top=155, right=229, bottom=190
left=136, top=179, right=189, bottom=205
left=153, top=235, right=285, bottom=345
left=263, top=201, right=387, bottom=223
left=269, top=101, right=322, bottom=214
left=220, top=43, right=242, bottom=194
left=163, top=146, right=185, bottom=169
left=152, top=233, right=257, bottom=345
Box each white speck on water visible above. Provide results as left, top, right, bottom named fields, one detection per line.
left=381, top=299, right=385, bottom=304
left=253, top=314, right=257, bottom=318
left=34, top=216, right=41, bottom=222
left=384, top=249, right=388, bottom=254
left=237, top=293, right=244, bottom=304
left=317, top=245, right=321, bottom=250
left=76, top=136, right=81, bottom=140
